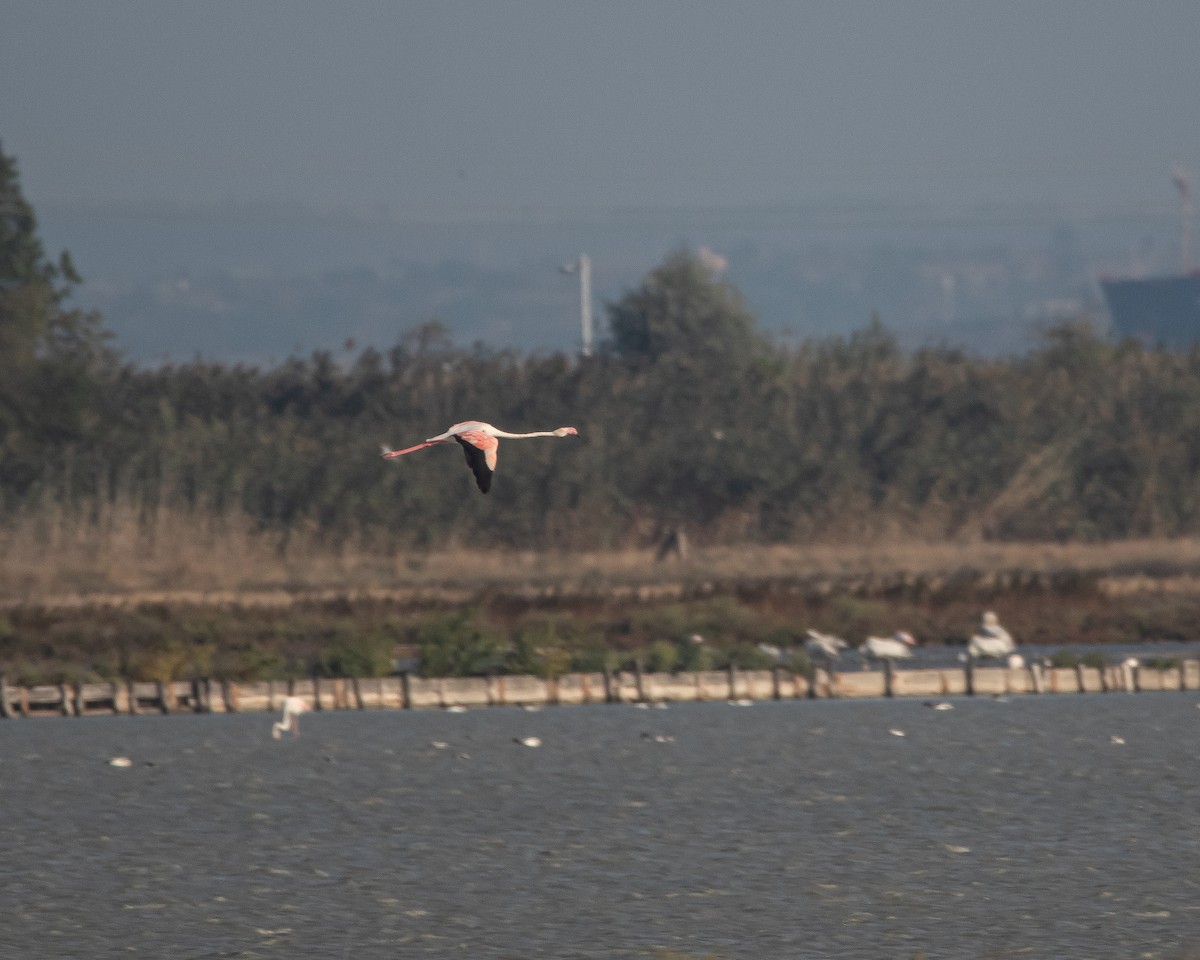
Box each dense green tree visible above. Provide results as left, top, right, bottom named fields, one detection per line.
left=0, top=143, right=113, bottom=376
left=605, top=248, right=767, bottom=367
left=0, top=143, right=115, bottom=508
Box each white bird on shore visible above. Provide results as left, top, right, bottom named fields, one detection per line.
left=805, top=629, right=849, bottom=669
left=272, top=696, right=309, bottom=739
left=862, top=631, right=917, bottom=661
left=968, top=611, right=1016, bottom=659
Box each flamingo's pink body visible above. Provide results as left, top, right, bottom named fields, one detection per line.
left=382, top=420, right=578, bottom=493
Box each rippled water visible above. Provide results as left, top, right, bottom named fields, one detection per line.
left=3, top=694, right=1200, bottom=959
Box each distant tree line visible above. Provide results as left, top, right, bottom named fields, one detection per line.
left=5, top=141, right=1200, bottom=552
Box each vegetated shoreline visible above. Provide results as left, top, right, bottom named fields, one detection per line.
left=8, top=536, right=1200, bottom=611
left=5, top=537, right=1200, bottom=689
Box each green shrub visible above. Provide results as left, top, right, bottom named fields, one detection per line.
left=726, top=644, right=778, bottom=670
left=569, top=646, right=616, bottom=673
left=506, top=623, right=572, bottom=678
left=787, top=649, right=814, bottom=676
left=643, top=639, right=682, bottom=673
left=317, top=624, right=394, bottom=677
left=417, top=612, right=501, bottom=677
left=678, top=640, right=715, bottom=672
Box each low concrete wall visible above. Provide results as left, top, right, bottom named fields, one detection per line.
left=2, top=658, right=1197, bottom=718
left=555, top=672, right=605, bottom=705
left=837, top=671, right=887, bottom=698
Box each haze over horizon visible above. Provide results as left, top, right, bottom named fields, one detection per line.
left=4, top=2, right=1200, bottom=361
left=7, top=2, right=1200, bottom=217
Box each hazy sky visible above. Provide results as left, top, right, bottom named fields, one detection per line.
left=5, top=1, right=1200, bottom=220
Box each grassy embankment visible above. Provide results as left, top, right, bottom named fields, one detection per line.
left=4, top=507, right=1200, bottom=686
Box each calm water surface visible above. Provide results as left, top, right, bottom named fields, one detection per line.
left=3, top=694, right=1200, bottom=959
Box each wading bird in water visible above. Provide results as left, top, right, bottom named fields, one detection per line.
left=381, top=420, right=578, bottom=493
left=272, top=696, right=309, bottom=739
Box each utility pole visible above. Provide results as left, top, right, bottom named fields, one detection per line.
left=560, top=254, right=593, bottom=357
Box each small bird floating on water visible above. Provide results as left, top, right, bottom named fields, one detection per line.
left=514, top=736, right=542, bottom=748
left=382, top=420, right=578, bottom=493
left=108, top=756, right=133, bottom=768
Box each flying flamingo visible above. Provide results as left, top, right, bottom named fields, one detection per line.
left=381, top=420, right=578, bottom=493
left=272, top=696, right=310, bottom=739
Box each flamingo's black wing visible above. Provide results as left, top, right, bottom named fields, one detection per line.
left=455, top=434, right=494, bottom=493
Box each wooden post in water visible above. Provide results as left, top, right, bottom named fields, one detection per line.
left=772, top=666, right=782, bottom=700
left=727, top=663, right=738, bottom=701
left=351, top=676, right=365, bottom=709
left=155, top=680, right=171, bottom=714
left=603, top=668, right=615, bottom=704
left=883, top=659, right=895, bottom=698
left=399, top=672, right=412, bottom=709
left=311, top=672, right=323, bottom=711
left=964, top=657, right=975, bottom=697
left=634, top=661, right=646, bottom=703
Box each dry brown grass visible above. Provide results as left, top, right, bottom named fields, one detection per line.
left=6, top=505, right=1200, bottom=609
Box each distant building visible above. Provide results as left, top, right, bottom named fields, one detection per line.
left=1100, top=273, right=1200, bottom=348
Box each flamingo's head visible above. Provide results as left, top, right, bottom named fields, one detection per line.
left=555, top=427, right=579, bottom=437
left=895, top=631, right=916, bottom=646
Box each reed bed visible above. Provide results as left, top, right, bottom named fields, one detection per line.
left=6, top=505, right=1200, bottom=609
